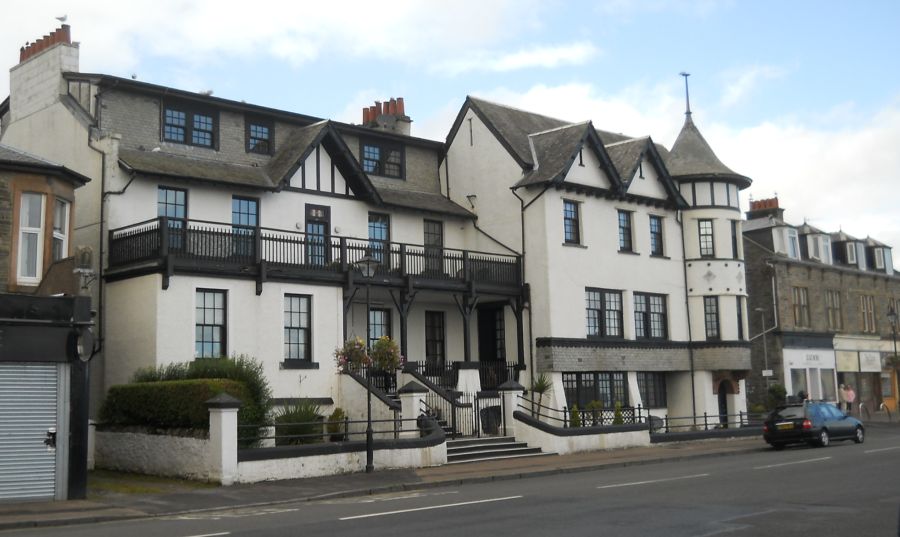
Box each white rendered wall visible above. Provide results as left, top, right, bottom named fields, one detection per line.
left=95, top=431, right=214, bottom=481
left=104, top=275, right=161, bottom=387
left=513, top=418, right=650, bottom=455
left=563, top=145, right=613, bottom=189
left=526, top=192, right=688, bottom=341
left=442, top=108, right=527, bottom=253
left=623, top=156, right=668, bottom=199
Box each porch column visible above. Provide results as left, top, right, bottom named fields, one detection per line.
left=390, top=286, right=417, bottom=361
left=206, top=394, right=242, bottom=486
left=454, top=293, right=478, bottom=363
left=398, top=381, right=428, bottom=439
left=509, top=296, right=526, bottom=370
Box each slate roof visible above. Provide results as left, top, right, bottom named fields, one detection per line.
left=606, top=137, right=649, bottom=183
left=119, top=149, right=276, bottom=189
left=797, top=222, right=827, bottom=235
left=865, top=237, right=889, bottom=248
left=665, top=116, right=751, bottom=188
left=515, top=123, right=595, bottom=187
left=830, top=230, right=859, bottom=243
left=266, top=121, right=330, bottom=184
left=378, top=189, right=473, bottom=218
left=0, top=143, right=90, bottom=185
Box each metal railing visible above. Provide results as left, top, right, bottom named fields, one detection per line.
left=238, top=415, right=415, bottom=447
left=516, top=396, right=644, bottom=428
left=108, top=217, right=522, bottom=286
left=348, top=363, right=398, bottom=395
left=405, top=361, right=519, bottom=391
left=653, top=411, right=764, bottom=433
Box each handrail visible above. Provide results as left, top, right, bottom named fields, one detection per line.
left=110, top=216, right=520, bottom=261
left=405, top=367, right=471, bottom=408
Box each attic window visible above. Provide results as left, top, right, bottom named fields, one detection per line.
left=875, top=248, right=885, bottom=269
left=163, top=101, right=217, bottom=148
left=361, top=140, right=404, bottom=179
left=847, top=243, right=857, bottom=264
left=246, top=117, right=273, bottom=154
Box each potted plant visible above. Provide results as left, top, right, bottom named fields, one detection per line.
left=370, top=336, right=403, bottom=371
left=334, top=337, right=369, bottom=374
left=530, top=373, right=553, bottom=417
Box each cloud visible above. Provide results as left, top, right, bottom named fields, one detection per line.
left=434, top=42, right=599, bottom=76
left=719, top=65, right=786, bottom=108
left=0, top=0, right=542, bottom=96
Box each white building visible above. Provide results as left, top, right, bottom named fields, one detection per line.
left=1, top=25, right=753, bottom=432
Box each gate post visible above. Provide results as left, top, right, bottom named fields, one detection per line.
left=207, top=394, right=242, bottom=486
left=398, top=381, right=428, bottom=439
left=498, top=380, right=525, bottom=437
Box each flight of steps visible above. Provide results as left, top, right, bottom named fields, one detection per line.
left=446, top=436, right=555, bottom=464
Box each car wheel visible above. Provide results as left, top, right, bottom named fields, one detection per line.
left=771, top=443, right=786, bottom=451
left=853, top=427, right=864, bottom=444
left=818, top=429, right=830, bottom=447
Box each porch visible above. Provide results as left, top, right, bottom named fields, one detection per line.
left=107, top=217, right=522, bottom=294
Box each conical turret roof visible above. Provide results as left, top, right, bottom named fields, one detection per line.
left=666, top=115, right=751, bottom=189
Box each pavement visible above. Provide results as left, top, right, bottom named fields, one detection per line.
left=1, top=415, right=896, bottom=532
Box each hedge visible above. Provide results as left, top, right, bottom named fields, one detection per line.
left=100, top=379, right=250, bottom=429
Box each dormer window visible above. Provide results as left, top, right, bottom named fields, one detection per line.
left=361, top=140, right=403, bottom=179
left=822, top=236, right=832, bottom=264
left=246, top=118, right=273, bottom=154
left=787, top=229, right=799, bottom=259
left=875, top=247, right=885, bottom=269
left=846, top=243, right=857, bottom=264
left=163, top=101, right=217, bottom=148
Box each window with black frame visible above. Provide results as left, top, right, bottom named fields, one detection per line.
left=424, top=311, right=445, bottom=375
left=368, top=213, right=390, bottom=264
left=423, top=219, right=443, bottom=274
left=704, top=296, right=720, bottom=340
left=562, top=371, right=629, bottom=410
left=246, top=118, right=273, bottom=154
left=649, top=215, right=664, bottom=256
left=163, top=103, right=216, bottom=148
left=369, top=308, right=391, bottom=349
left=231, top=196, right=258, bottom=259
left=361, top=140, right=403, bottom=178
left=305, top=205, right=330, bottom=266
left=634, top=292, right=667, bottom=339
left=586, top=288, right=623, bottom=338
left=637, top=372, right=667, bottom=408
left=617, top=210, right=633, bottom=252
left=195, top=289, right=226, bottom=358
left=284, top=294, right=311, bottom=362
left=158, top=186, right=187, bottom=251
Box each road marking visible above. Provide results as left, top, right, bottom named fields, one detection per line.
left=183, top=533, right=230, bottom=537
left=864, top=446, right=900, bottom=454
left=753, top=456, right=830, bottom=470
left=339, top=495, right=523, bottom=520
left=597, top=473, right=709, bottom=489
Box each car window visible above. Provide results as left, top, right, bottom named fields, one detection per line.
left=771, top=406, right=805, bottom=419
left=822, top=405, right=843, bottom=419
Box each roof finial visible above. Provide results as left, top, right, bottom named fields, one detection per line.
left=679, top=72, right=691, bottom=118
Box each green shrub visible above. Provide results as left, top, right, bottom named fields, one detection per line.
left=569, top=405, right=582, bottom=428
left=766, top=383, right=787, bottom=410
left=612, top=401, right=624, bottom=425
left=100, top=379, right=249, bottom=429
left=273, top=400, right=322, bottom=446
left=585, top=400, right=603, bottom=425
left=327, top=408, right=348, bottom=441
left=129, top=355, right=272, bottom=446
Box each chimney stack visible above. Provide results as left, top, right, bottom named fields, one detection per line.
left=360, top=97, right=412, bottom=136
left=19, top=25, right=72, bottom=64
left=745, top=196, right=785, bottom=221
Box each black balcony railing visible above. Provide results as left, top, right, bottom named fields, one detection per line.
left=108, top=217, right=522, bottom=287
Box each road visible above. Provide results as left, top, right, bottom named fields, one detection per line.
left=5, top=424, right=900, bottom=536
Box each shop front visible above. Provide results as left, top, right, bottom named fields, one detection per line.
left=835, top=336, right=896, bottom=413
left=782, top=348, right=837, bottom=402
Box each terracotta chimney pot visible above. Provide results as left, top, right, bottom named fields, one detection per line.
left=397, top=97, right=405, bottom=116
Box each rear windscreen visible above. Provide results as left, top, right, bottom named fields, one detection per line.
left=770, top=406, right=805, bottom=419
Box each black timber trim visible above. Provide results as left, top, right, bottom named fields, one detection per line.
left=779, top=331, right=836, bottom=348
left=535, top=337, right=750, bottom=350
left=237, top=416, right=445, bottom=462
left=75, top=73, right=443, bottom=150
left=271, top=397, right=334, bottom=406
left=514, top=410, right=648, bottom=436
left=688, top=204, right=742, bottom=212
left=280, top=360, right=320, bottom=370
left=675, top=173, right=752, bottom=190
left=551, top=183, right=679, bottom=210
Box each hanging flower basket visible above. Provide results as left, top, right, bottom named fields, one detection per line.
left=334, top=337, right=369, bottom=374
left=370, top=336, right=404, bottom=371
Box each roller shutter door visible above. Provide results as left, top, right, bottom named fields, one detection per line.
left=0, top=363, right=59, bottom=501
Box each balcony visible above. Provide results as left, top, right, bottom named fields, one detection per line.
left=108, top=217, right=522, bottom=293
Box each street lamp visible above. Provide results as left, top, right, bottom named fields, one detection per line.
left=354, top=253, right=380, bottom=474
left=755, top=307, right=770, bottom=387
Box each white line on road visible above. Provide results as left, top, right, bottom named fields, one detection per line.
left=339, top=495, right=523, bottom=520
left=753, top=456, right=830, bottom=470
left=183, top=533, right=230, bottom=537
left=597, top=473, right=710, bottom=489
left=864, top=446, right=900, bottom=454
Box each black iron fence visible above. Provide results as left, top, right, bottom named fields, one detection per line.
left=517, top=395, right=644, bottom=428
left=405, top=361, right=518, bottom=391
left=238, top=415, right=417, bottom=447
left=348, top=364, right=398, bottom=395
left=108, top=217, right=521, bottom=287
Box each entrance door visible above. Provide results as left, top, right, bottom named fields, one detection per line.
left=717, top=380, right=732, bottom=425
left=477, top=306, right=506, bottom=389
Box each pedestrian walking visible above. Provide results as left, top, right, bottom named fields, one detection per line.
left=839, top=384, right=849, bottom=412
left=845, top=385, right=856, bottom=414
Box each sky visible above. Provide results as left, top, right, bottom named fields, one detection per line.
left=4, top=1, right=900, bottom=256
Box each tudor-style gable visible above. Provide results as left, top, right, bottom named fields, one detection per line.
left=607, top=138, right=685, bottom=206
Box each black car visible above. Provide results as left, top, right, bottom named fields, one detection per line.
left=763, top=401, right=864, bottom=450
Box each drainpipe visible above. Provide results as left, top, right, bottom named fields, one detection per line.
left=510, top=182, right=553, bottom=389
left=677, top=209, right=698, bottom=419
